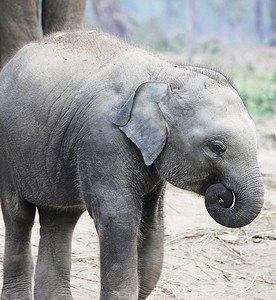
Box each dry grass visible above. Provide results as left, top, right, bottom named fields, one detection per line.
left=163, top=222, right=276, bottom=299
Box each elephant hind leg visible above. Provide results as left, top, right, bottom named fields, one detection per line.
left=34, top=205, right=85, bottom=300
left=41, top=0, right=87, bottom=35
left=0, top=0, right=40, bottom=69
left=1, top=194, right=36, bottom=300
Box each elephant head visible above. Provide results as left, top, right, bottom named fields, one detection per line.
left=113, top=68, right=264, bottom=228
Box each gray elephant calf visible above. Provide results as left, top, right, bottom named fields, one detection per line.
left=0, top=30, right=264, bottom=300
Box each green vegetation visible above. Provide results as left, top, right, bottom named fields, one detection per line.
left=128, top=17, right=178, bottom=52
left=235, top=71, right=276, bottom=116
left=126, top=20, right=276, bottom=117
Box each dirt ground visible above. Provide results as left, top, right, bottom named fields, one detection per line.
left=0, top=117, right=275, bottom=300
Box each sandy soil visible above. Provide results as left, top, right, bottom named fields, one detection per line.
left=0, top=118, right=275, bottom=300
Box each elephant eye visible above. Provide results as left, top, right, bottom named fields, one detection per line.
left=209, top=140, right=226, bottom=155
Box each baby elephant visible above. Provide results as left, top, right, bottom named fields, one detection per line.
left=0, top=30, right=264, bottom=300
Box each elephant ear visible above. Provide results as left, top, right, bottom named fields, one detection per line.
left=113, top=81, right=172, bottom=166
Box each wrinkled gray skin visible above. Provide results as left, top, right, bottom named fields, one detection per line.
left=0, top=0, right=87, bottom=69
left=0, top=31, right=264, bottom=300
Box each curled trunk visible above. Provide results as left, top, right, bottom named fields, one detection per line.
left=204, top=173, right=264, bottom=228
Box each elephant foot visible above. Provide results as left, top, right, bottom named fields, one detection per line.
left=1, top=289, right=31, bottom=300
left=2, top=298, right=28, bottom=300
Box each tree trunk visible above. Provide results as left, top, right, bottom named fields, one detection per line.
left=186, top=0, right=195, bottom=62
left=218, top=0, right=228, bottom=43
left=270, top=0, right=276, bottom=45
left=255, top=0, right=263, bottom=43
left=91, top=0, right=129, bottom=39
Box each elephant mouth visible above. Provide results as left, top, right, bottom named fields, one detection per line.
left=205, top=183, right=235, bottom=209
left=200, top=174, right=237, bottom=209
left=200, top=174, right=236, bottom=209
left=200, top=174, right=221, bottom=195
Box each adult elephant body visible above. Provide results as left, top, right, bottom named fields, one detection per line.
left=0, top=0, right=87, bottom=69
left=0, top=31, right=264, bottom=299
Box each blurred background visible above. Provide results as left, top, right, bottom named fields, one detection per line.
left=84, top=0, right=276, bottom=117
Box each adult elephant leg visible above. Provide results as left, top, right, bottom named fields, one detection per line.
left=1, top=192, right=36, bottom=300
left=34, top=206, right=85, bottom=300
left=42, top=0, right=87, bottom=35
left=0, top=0, right=40, bottom=69
left=138, top=181, right=165, bottom=300
left=87, top=192, right=142, bottom=300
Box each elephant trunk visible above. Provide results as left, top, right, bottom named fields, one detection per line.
left=204, top=172, right=264, bottom=228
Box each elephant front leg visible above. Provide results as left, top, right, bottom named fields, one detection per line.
left=138, top=182, right=166, bottom=299
left=93, top=209, right=142, bottom=300
left=34, top=206, right=84, bottom=300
